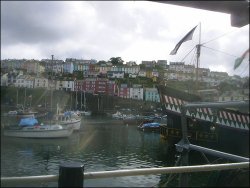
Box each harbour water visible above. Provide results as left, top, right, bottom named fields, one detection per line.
left=1, top=116, right=212, bottom=187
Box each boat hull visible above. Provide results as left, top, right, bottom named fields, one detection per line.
left=3, top=127, right=73, bottom=138
left=60, top=119, right=81, bottom=131
left=80, top=111, right=92, bottom=116
left=138, top=126, right=160, bottom=132
left=160, top=111, right=249, bottom=157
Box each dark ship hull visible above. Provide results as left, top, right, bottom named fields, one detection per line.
left=159, top=94, right=249, bottom=157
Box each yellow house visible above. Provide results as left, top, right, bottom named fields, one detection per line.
left=152, top=76, right=157, bottom=82
left=146, top=70, right=152, bottom=78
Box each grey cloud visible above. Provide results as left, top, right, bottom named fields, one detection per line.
left=1, top=1, right=77, bottom=46
left=89, top=2, right=170, bottom=41
left=90, top=2, right=137, bottom=33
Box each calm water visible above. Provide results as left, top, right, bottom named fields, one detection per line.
left=1, top=116, right=183, bottom=187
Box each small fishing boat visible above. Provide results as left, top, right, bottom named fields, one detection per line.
left=80, top=110, right=92, bottom=116
left=112, top=111, right=124, bottom=119
left=123, top=114, right=144, bottom=125
left=138, top=121, right=161, bottom=132
left=55, top=111, right=81, bottom=131
left=3, top=117, right=73, bottom=138
left=137, top=115, right=168, bottom=132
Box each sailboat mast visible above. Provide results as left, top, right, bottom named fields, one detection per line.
left=24, top=88, right=26, bottom=109
left=75, top=90, right=77, bottom=110
left=50, top=86, right=53, bottom=124
left=195, top=22, right=201, bottom=91
left=81, top=91, right=83, bottom=110
left=50, top=54, right=54, bottom=123
left=16, top=88, right=18, bottom=107
left=75, top=79, right=77, bottom=110
left=84, top=91, right=86, bottom=110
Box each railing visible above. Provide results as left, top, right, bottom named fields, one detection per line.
left=1, top=162, right=249, bottom=187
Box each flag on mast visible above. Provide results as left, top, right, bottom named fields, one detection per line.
left=234, top=49, right=249, bottom=70
left=170, top=25, right=197, bottom=55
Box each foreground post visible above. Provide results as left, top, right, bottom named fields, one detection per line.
left=58, top=162, right=84, bottom=187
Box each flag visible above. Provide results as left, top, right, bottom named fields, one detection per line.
left=234, top=49, right=249, bottom=70
left=170, top=25, right=197, bottom=55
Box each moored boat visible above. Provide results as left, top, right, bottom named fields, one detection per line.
left=138, top=122, right=161, bottom=132
left=137, top=117, right=167, bottom=132
left=80, top=110, right=92, bottom=116
left=112, top=111, right=124, bottom=119
left=123, top=114, right=142, bottom=125
left=159, top=93, right=249, bottom=157
left=3, top=117, right=73, bottom=138
left=55, top=111, right=82, bottom=131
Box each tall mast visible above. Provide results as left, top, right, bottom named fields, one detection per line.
left=75, top=78, right=77, bottom=110
left=195, top=22, right=201, bottom=91
left=84, top=90, right=86, bottom=110
left=50, top=55, right=54, bottom=124
left=81, top=90, right=83, bottom=110
left=16, top=88, right=18, bottom=107
left=75, top=89, right=78, bottom=110
left=24, top=88, right=26, bottom=110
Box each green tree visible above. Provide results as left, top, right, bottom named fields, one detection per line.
left=97, top=60, right=107, bottom=65
left=218, top=81, right=234, bottom=93
left=109, top=57, right=124, bottom=66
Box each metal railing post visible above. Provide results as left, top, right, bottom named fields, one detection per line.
left=58, top=162, right=84, bottom=187
left=178, top=106, right=190, bottom=187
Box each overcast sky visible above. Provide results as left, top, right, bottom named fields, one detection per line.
left=1, top=1, right=249, bottom=77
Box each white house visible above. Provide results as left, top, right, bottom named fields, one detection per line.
left=15, top=75, right=27, bottom=88
left=25, top=77, right=35, bottom=88
left=138, top=70, right=146, bottom=77
left=124, top=65, right=140, bottom=75
left=183, top=64, right=195, bottom=74
left=129, top=85, right=143, bottom=100
left=34, top=77, right=49, bottom=88
left=107, top=71, right=124, bottom=79
left=129, top=74, right=137, bottom=78
left=56, top=80, right=74, bottom=91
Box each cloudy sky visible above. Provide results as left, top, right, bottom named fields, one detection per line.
left=1, top=1, right=249, bottom=76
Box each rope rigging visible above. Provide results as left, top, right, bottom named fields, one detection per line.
left=201, top=29, right=238, bottom=45
left=201, top=45, right=238, bottom=58
left=180, top=46, right=196, bottom=62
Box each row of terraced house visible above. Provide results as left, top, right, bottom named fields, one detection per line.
left=1, top=58, right=160, bottom=79
left=1, top=58, right=243, bottom=87
left=1, top=71, right=160, bottom=103
left=1, top=58, right=248, bottom=102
